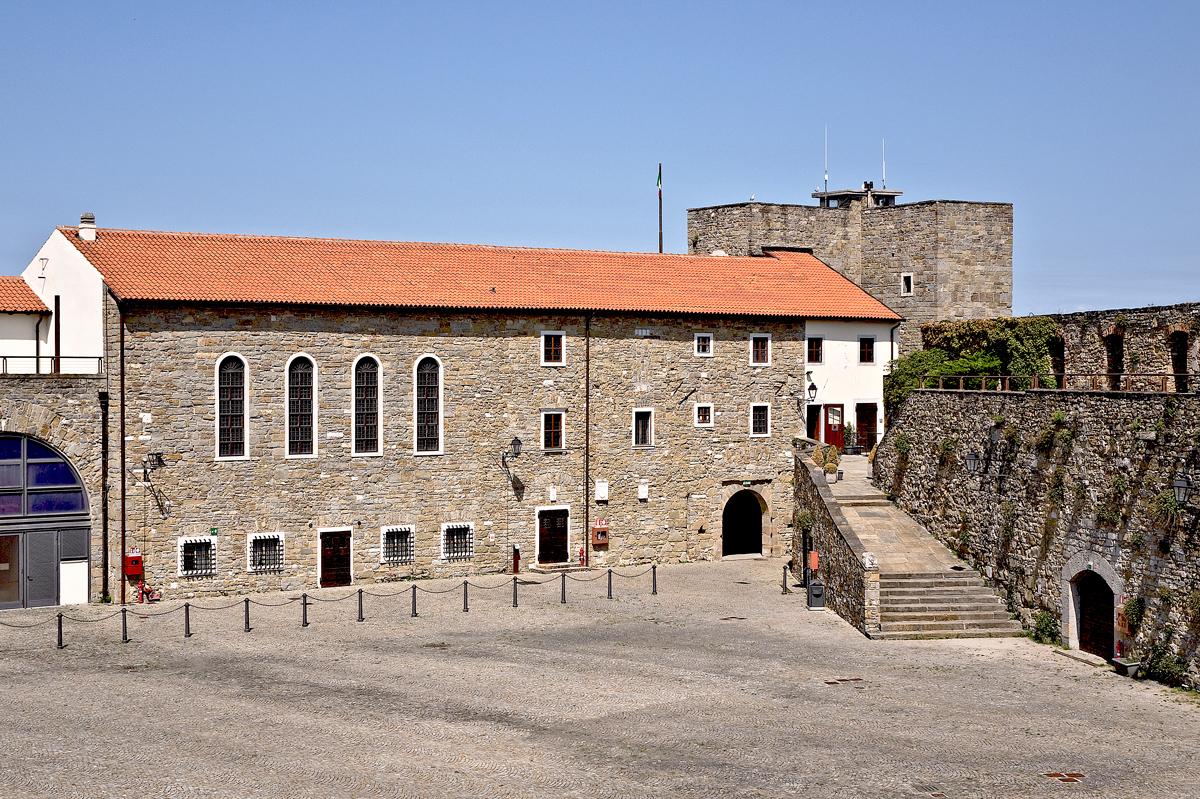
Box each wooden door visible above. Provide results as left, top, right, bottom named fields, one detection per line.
left=823, top=405, right=845, bottom=451
left=320, top=529, right=352, bottom=588
left=855, top=403, right=878, bottom=449
left=1075, top=571, right=1114, bottom=660
left=538, top=510, right=569, bottom=564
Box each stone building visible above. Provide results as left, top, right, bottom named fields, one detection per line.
left=0, top=219, right=899, bottom=607
left=687, top=183, right=1013, bottom=355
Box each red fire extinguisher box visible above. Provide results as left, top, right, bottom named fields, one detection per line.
left=123, top=555, right=144, bottom=577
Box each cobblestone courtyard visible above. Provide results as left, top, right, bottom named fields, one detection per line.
left=1, top=559, right=1197, bottom=798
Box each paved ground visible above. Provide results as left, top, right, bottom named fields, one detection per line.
left=1, top=558, right=1198, bottom=798
left=831, top=455, right=965, bottom=573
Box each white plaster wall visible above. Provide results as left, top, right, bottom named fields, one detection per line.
left=0, top=313, right=41, bottom=373
left=18, top=230, right=106, bottom=373
left=805, top=320, right=895, bottom=444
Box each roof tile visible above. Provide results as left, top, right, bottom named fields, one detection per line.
left=0, top=276, right=48, bottom=313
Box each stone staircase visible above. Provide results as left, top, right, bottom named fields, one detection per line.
left=872, top=569, right=1023, bottom=640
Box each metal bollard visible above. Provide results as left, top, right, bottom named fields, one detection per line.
left=512, top=576, right=518, bottom=608
left=463, top=581, right=469, bottom=613
left=560, top=572, right=566, bottom=604
left=244, top=598, right=252, bottom=632
left=357, top=589, right=365, bottom=623
left=652, top=564, right=657, bottom=596
left=301, top=593, right=309, bottom=628
left=411, top=585, right=418, bottom=618
left=56, top=612, right=64, bottom=650
left=184, top=603, right=192, bottom=638
left=121, top=607, right=129, bottom=643
left=607, top=568, right=613, bottom=600
left=782, top=565, right=791, bottom=595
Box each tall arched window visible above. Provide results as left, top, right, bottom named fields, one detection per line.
left=415, top=356, right=442, bottom=454
left=216, top=354, right=247, bottom=459
left=353, top=356, right=380, bottom=455
left=287, top=355, right=316, bottom=456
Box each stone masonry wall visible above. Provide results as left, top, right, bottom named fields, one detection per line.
left=874, top=389, right=1200, bottom=683
left=113, top=304, right=807, bottom=598
left=687, top=200, right=1013, bottom=355
left=1049, top=303, right=1200, bottom=390
left=792, top=443, right=880, bottom=635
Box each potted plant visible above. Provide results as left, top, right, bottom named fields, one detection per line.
left=824, top=462, right=838, bottom=483
left=843, top=423, right=859, bottom=455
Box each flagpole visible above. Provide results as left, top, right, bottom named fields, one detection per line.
left=657, top=162, right=663, bottom=254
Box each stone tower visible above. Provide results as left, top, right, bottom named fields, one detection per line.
left=686, top=183, right=1013, bottom=354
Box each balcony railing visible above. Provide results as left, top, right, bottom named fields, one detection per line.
left=0, top=356, right=105, bottom=376
left=917, top=373, right=1198, bottom=393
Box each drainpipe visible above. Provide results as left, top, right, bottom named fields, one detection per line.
left=118, top=304, right=127, bottom=604
left=33, top=314, right=43, bottom=374
left=583, top=313, right=592, bottom=568
left=99, top=391, right=110, bottom=601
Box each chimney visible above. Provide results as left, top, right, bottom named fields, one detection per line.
left=78, top=212, right=96, bottom=241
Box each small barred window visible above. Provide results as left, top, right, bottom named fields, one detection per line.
left=382, top=526, right=415, bottom=565
left=442, top=524, right=474, bottom=561
left=179, top=538, right=216, bottom=577
left=249, top=534, right=284, bottom=573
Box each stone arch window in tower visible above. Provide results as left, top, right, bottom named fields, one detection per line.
left=216, top=354, right=247, bottom=459
left=353, top=356, right=380, bottom=455
left=1103, top=332, right=1124, bottom=392
left=287, top=355, right=316, bottom=456
left=1168, top=331, right=1190, bottom=393
left=415, top=356, right=443, bottom=454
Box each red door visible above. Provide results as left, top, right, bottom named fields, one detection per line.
left=824, top=405, right=844, bottom=451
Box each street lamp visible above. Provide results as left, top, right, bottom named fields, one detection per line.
left=808, top=382, right=818, bottom=402
left=501, top=436, right=523, bottom=469
left=1172, top=473, right=1191, bottom=505
left=965, top=450, right=982, bottom=475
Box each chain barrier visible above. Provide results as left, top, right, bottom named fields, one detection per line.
left=126, top=605, right=185, bottom=619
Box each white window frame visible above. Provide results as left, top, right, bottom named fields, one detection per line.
left=749, top=333, right=772, bottom=367
left=540, top=330, right=566, bottom=367
left=693, top=402, right=715, bottom=428
left=900, top=272, right=914, bottom=297
left=632, top=407, right=655, bottom=448
left=380, top=525, right=415, bottom=565
left=246, top=532, right=285, bottom=573
left=440, top=522, right=475, bottom=562
left=351, top=353, right=383, bottom=457
left=693, top=332, right=714, bottom=357
left=540, top=408, right=566, bottom=452
left=412, top=354, right=445, bottom=456
left=214, top=352, right=250, bottom=462
left=749, top=402, right=771, bottom=438
left=284, top=352, right=319, bottom=459
left=177, top=536, right=216, bottom=577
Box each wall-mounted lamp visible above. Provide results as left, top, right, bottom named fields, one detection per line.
left=1172, top=473, right=1191, bottom=505
left=806, top=372, right=818, bottom=402
left=965, top=450, right=982, bottom=475
left=501, top=436, right=523, bottom=469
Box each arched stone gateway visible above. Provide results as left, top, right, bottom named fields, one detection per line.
left=721, top=490, right=765, bottom=557
left=1060, top=552, right=1123, bottom=660
left=0, top=434, right=91, bottom=610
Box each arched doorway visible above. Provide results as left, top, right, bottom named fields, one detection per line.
left=722, top=490, right=764, bottom=557
left=1073, top=570, right=1114, bottom=660
left=0, top=434, right=90, bottom=610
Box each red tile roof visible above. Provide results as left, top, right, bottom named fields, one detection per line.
left=0, top=276, right=48, bottom=313
left=57, top=227, right=900, bottom=321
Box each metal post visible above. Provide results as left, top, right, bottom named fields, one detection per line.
left=301, top=593, right=309, bottom=627
left=512, top=576, right=518, bottom=608
left=56, top=612, right=64, bottom=650
left=411, top=585, right=418, bottom=617
left=463, top=581, right=469, bottom=613
left=244, top=598, right=251, bottom=633
left=782, top=564, right=791, bottom=594
left=560, top=572, right=566, bottom=604
left=652, top=564, right=658, bottom=595
left=184, top=603, right=192, bottom=638
left=357, top=588, right=365, bottom=622
left=607, top=568, right=613, bottom=600
left=120, top=607, right=128, bottom=643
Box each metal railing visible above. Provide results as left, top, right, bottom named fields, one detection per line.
left=917, top=372, right=1199, bottom=394
left=0, top=356, right=105, bottom=376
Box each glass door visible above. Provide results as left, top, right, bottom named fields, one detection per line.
left=0, top=534, right=21, bottom=609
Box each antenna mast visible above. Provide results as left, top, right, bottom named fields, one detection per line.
left=881, top=138, right=887, bottom=188
left=823, top=125, right=829, bottom=194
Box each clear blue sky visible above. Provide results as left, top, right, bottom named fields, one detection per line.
left=1, top=1, right=1197, bottom=314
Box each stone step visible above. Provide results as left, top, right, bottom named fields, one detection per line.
left=881, top=601, right=1008, bottom=614
left=879, top=619, right=1023, bottom=633
left=882, top=570, right=979, bottom=580
left=880, top=610, right=1014, bottom=623
left=838, top=498, right=893, bottom=507
left=869, top=627, right=1025, bottom=641
left=879, top=577, right=987, bottom=589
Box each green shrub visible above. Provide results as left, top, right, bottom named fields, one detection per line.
left=1031, top=610, right=1059, bottom=644
left=1151, top=490, right=1183, bottom=530
left=1051, top=409, right=1068, bottom=426
left=1141, top=642, right=1189, bottom=687
left=795, top=511, right=815, bottom=534
left=894, top=433, right=911, bottom=456
left=1123, top=596, right=1145, bottom=635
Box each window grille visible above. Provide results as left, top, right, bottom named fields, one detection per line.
left=633, top=410, right=653, bottom=447
left=288, top=357, right=315, bottom=455
left=248, top=534, right=283, bottom=573
left=416, top=357, right=441, bottom=452
left=751, top=404, right=770, bottom=436
left=217, top=356, right=245, bottom=458
left=180, top=538, right=216, bottom=577
left=354, top=357, right=380, bottom=454
left=751, top=335, right=770, bottom=365
left=382, top=526, right=414, bottom=564
left=442, top=524, right=473, bottom=561
left=542, top=411, right=564, bottom=450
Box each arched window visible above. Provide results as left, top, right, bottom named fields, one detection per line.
left=0, top=435, right=87, bottom=516
left=216, top=355, right=247, bottom=459
left=415, top=356, right=442, bottom=454
left=353, top=356, right=380, bottom=455
left=287, top=355, right=316, bottom=456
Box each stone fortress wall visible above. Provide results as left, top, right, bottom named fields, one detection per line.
left=873, top=389, right=1200, bottom=683
left=105, top=304, right=814, bottom=598
left=687, top=198, right=1013, bottom=355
